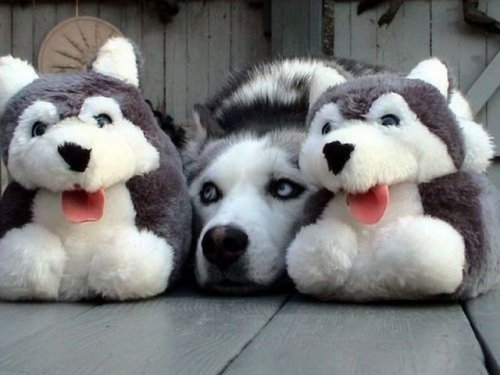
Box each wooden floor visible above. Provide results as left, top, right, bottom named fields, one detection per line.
left=0, top=283, right=499, bottom=375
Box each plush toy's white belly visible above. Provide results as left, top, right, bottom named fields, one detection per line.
left=32, top=184, right=138, bottom=294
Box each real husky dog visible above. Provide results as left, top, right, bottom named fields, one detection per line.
left=180, top=57, right=489, bottom=294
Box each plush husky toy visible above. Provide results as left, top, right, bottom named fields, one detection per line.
left=287, top=58, right=500, bottom=301
left=0, top=38, right=191, bottom=301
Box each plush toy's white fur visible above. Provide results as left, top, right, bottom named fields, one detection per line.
left=0, top=56, right=39, bottom=114
left=287, top=184, right=465, bottom=300
left=287, top=59, right=474, bottom=300
left=0, top=185, right=172, bottom=300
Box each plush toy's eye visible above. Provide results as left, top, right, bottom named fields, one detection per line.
left=200, top=182, right=221, bottom=205
left=267, top=178, right=305, bottom=200
left=31, top=121, right=49, bottom=137
left=321, top=122, right=332, bottom=135
left=94, top=113, right=113, bottom=127
left=380, top=114, right=400, bottom=126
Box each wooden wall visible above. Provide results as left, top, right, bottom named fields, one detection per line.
left=330, top=0, right=500, bottom=187
left=0, top=0, right=271, bottom=124
left=272, top=0, right=500, bottom=187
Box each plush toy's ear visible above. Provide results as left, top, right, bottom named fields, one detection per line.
left=92, top=37, right=140, bottom=87
left=407, top=58, right=449, bottom=97
left=309, top=66, right=346, bottom=108
left=448, top=90, right=494, bottom=172
left=0, top=56, right=39, bottom=113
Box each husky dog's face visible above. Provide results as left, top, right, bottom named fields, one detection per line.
left=187, top=130, right=314, bottom=293
left=302, top=59, right=466, bottom=197
left=0, top=38, right=160, bottom=197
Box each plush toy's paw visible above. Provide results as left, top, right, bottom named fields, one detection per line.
left=88, top=227, right=173, bottom=300
left=371, top=216, right=465, bottom=297
left=0, top=224, right=65, bottom=300
left=286, top=220, right=358, bottom=299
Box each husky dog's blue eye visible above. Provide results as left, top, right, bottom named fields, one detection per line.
left=268, top=178, right=305, bottom=200
left=31, top=121, right=48, bottom=137
left=200, top=182, right=221, bottom=205
left=321, top=122, right=332, bottom=135
left=380, top=114, right=400, bottom=126
left=94, top=113, right=112, bottom=127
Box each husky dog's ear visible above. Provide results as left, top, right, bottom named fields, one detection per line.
left=179, top=104, right=225, bottom=163
left=0, top=56, right=39, bottom=114
left=407, top=58, right=449, bottom=97
left=309, top=66, right=346, bottom=108
left=193, top=104, right=224, bottom=138
left=92, top=37, right=140, bottom=87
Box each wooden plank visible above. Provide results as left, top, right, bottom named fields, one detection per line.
left=224, top=295, right=487, bottom=374
left=485, top=0, right=500, bottom=156
left=466, top=50, right=500, bottom=116
left=0, top=290, right=289, bottom=374
left=308, top=0, right=322, bottom=57
left=271, top=0, right=283, bottom=57
left=431, top=0, right=487, bottom=91
left=333, top=2, right=351, bottom=58
left=33, top=2, right=57, bottom=70
left=248, top=2, right=271, bottom=63
left=77, top=1, right=99, bottom=17
left=464, top=286, right=500, bottom=374
left=142, top=3, right=165, bottom=111
left=11, top=1, right=33, bottom=62
left=488, top=162, right=500, bottom=189
left=0, top=4, right=12, bottom=56
left=377, top=0, right=431, bottom=72
left=164, top=1, right=188, bottom=122
left=232, top=1, right=270, bottom=68
left=0, top=303, right=94, bottom=350
left=431, top=0, right=487, bottom=125
left=280, top=0, right=309, bottom=57
left=351, top=1, right=377, bottom=63
left=98, top=0, right=122, bottom=30
left=208, top=1, right=231, bottom=97
left=121, top=0, right=141, bottom=45
left=55, top=1, right=75, bottom=23
left=186, top=1, right=209, bottom=117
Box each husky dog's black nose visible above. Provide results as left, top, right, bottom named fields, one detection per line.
left=322, top=141, right=355, bottom=175
left=202, top=225, right=249, bottom=268
left=58, top=142, right=91, bottom=173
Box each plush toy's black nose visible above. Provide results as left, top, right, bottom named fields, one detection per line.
left=322, top=141, right=355, bottom=175
left=58, top=142, right=91, bottom=173
left=202, top=225, right=249, bottom=269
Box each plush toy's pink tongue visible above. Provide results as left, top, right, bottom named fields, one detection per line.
left=346, top=184, right=389, bottom=225
left=62, top=188, right=105, bottom=223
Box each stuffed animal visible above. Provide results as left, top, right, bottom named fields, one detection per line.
left=286, top=58, right=500, bottom=301
left=0, top=37, right=191, bottom=301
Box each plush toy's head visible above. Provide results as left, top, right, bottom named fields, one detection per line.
left=302, top=59, right=490, bottom=224
left=0, top=38, right=161, bottom=222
